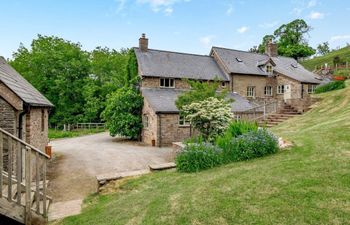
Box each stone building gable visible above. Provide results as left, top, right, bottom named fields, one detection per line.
left=0, top=97, right=16, bottom=134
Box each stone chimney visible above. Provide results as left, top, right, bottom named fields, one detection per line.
left=265, top=39, right=278, bottom=57
left=139, top=33, right=148, bottom=52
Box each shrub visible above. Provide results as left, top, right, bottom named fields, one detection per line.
left=216, top=121, right=258, bottom=150
left=176, top=143, right=223, bottom=173
left=221, top=129, right=279, bottom=163
left=314, top=81, right=345, bottom=94
left=334, top=69, right=349, bottom=77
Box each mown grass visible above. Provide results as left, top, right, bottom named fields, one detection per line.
left=48, top=128, right=105, bottom=140
left=301, top=46, right=350, bottom=71
left=58, top=82, right=350, bottom=225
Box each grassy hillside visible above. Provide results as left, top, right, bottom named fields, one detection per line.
left=58, top=82, right=350, bottom=225
left=301, top=46, right=350, bottom=71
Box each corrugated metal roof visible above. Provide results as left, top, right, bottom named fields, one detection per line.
left=0, top=57, right=53, bottom=107
left=212, top=47, right=322, bottom=84
left=134, top=48, right=229, bottom=81
left=141, top=88, right=255, bottom=113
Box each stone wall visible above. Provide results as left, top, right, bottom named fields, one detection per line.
left=0, top=97, right=17, bottom=134
left=232, top=74, right=273, bottom=99
left=159, top=113, right=191, bottom=147
left=141, top=98, right=158, bottom=146
left=26, top=108, right=49, bottom=152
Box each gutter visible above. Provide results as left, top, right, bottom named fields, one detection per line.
left=18, top=103, right=30, bottom=140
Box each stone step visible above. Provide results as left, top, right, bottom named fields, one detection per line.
left=96, top=169, right=151, bottom=188
left=149, top=162, right=176, bottom=171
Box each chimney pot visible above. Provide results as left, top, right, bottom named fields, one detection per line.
left=139, top=33, right=148, bottom=52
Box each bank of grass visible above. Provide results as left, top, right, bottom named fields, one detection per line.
left=59, top=82, right=350, bottom=225
left=48, top=128, right=105, bottom=140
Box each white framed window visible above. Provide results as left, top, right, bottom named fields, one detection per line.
left=277, top=85, right=285, bottom=94
left=266, top=65, right=273, bottom=74
left=143, top=115, right=149, bottom=128
left=264, top=86, right=273, bottom=96
left=247, top=86, right=255, bottom=97
left=160, top=78, right=175, bottom=88
left=234, top=114, right=241, bottom=121
left=308, top=84, right=316, bottom=93
left=179, top=115, right=190, bottom=127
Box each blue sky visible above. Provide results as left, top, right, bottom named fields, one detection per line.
left=1, top=0, right=349, bottom=59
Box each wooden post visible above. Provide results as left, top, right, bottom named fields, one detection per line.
left=8, top=137, right=13, bottom=202
left=42, top=160, right=47, bottom=217
left=16, top=142, right=22, bottom=204
left=0, top=131, right=3, bottom=198
left=35, top=152, right=40, bottom=214
left=25, top=147, right=32, bottom=225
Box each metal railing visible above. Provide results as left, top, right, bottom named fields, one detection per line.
left=237, top=101, right=278, bottom=121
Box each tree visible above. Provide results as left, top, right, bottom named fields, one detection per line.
left=83, top=47, right=129, bottom=122
left=317, top=42, right=330, bottom=56
left=175, top=80, right=228, bottom=112
left=248, top=46, right=259, bottom=53
left=101, top=85, right=143, bottom=139
left=10, top=35, right=90, bottom=126
left=182, top=97, right=233, bottom=141
left=257, top=19, right=315, bottom=59
left=101, top=50, right=143, bottom=139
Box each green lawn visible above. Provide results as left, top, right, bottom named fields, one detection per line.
left=301, top=46, right=350, bottom=71
left=48, top=128, right=106, bottom=140
left=58, top=82, right=350, bottom=225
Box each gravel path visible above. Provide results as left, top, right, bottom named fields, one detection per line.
left=47, top=132, right=173, bottom=202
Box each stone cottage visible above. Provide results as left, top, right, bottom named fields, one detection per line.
left=0, top=56, right=53, bottom=151
left=134, top=34, right=323, bottom=147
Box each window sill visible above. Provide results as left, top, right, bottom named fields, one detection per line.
left=178, top=125, right=190, bottom=128
left=159, top=87, right=175, bottom=89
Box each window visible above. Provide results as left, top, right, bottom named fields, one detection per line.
left=266, top=65, right=273, bottom=74
left=308, top=84, right=316, bottom=93
left=236, top=57, right=243, bottom=62
left=41, top=109, right=45, bottom=132
left=277, top=85, right=285, bottom=94
left=143, top=115, right=149, bottom=128
left=179, top=115, right=190, bottom=127
left=247, top=86, right=255, bottom=97
left=264, top=86, right=273, bottom=96
left=221, top=82, right=226, bottom=88
left=234, top=114, right=241, bottom=121
left=160, top=78, right=175, bottom=88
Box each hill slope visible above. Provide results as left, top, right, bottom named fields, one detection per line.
left=301, top=46, right=350, bottom=71
left=60, top=83, right=350, bottom=225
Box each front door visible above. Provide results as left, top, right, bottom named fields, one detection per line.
left=284, top=84, right=291, bottom=102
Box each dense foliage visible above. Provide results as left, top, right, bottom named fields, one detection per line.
left=10, top=35, right=131, bottom=127
left=258, top=19, right=315, bottom=59
left=176, top=143, right=223, bottom=173
left=175, top=80, right=227, bottom=111
left=182, top=97, right=233, bottom=141
left=216, top=120, right=258, bottom=151
left=314, top=81, right=346, bottom=93
left=221, top=129, right=279, bottom=162
left=177, top=120, right=278, bottom=173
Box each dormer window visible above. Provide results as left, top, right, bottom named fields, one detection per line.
left=266, top=65, right=273, bottom=74
left=160, top=78, right=175, bottom=88
left=236, top=57, right=243, bottom=62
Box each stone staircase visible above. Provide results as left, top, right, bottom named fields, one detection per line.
left=259, top=104, right=301, bottom=128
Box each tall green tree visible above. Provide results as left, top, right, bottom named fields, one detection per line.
left=83, top=47, right=129, bottom=122
left=10, top=35, right=90, bottom=126
left=257, top=19, right=315, bottom=59
left=317, top=42, right=330, bottom=56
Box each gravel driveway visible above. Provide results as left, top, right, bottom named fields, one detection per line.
left=47, top=132, right=173, bottom=202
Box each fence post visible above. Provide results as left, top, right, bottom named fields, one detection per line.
left=263, top=103, right=266, bottom=120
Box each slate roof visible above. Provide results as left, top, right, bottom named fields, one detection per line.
left=0, top=57, right=53, bottom=107
left=134, top=48, right=229, bottom=81
left=141, top=88, right=255, bottom=113
left=212, top=47, right=322, bottom=84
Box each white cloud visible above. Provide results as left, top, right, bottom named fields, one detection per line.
left=237, top=26, right=249, bottom=34
left=330, top=35, right=350, bottom=42
left=137, top=0, right=190, bottom=14
left=259, top=21, right=279, bottom=29
left=199, top=35, right=215, bottom=47
left=115, top=0, right=127, bottom=13
left=226, top=4, right=233, bottom=15
left=307, top=0, right=317, bottom=8
left=309, top=11, right=324, bottom=19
